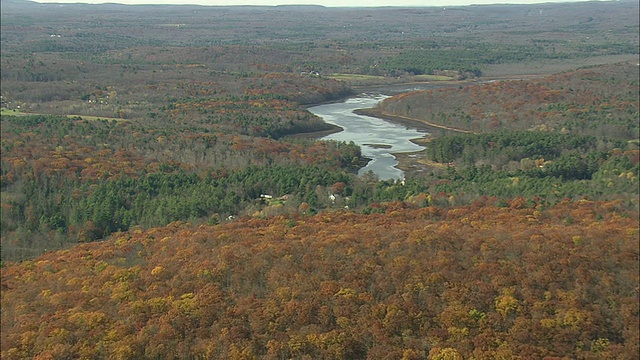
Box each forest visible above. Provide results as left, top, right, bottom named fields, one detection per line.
left=1, top=0, right=639, bottom=358
left=1, top=201, right=638, bottom=359
left=1, top=0, right=638, bottom=260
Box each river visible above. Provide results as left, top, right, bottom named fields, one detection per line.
left=308, top=93, right=427, bottom=181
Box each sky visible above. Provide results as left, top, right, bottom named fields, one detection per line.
left=32, top=0, right=597, bottom=7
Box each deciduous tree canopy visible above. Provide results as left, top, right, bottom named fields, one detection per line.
left=1, top=201, right=638, bottom=359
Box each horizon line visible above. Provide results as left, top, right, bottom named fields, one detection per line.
left=26, top=0, right=622, bottom=8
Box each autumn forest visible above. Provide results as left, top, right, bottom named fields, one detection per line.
left=1, top=0, right=638, bottom=358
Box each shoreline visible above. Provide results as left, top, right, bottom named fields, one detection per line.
left=296, top=75, right=500, bottom=139
left=293, top=79, right=469, bottom=139
left=293, top=68, right=592, bottom=179
left=296, top=81, right=474, bottom=179
left=282, top=122, right=343, bottom=139
left=353, top=108, right=475, bottom=136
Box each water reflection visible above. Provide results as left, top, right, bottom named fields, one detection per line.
left=308, top=94, right=428, bottom=181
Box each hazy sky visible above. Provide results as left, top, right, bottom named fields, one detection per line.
left=33, top=0, right=594, bottom=7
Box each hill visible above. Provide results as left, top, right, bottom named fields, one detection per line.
left=1, top=200, right=638, bottom=359
left=374, top=62, right=639, bottom=138
left=363, top=62, right=639, bottom=207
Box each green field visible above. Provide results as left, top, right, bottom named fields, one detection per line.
left=0, top=108, right=25, bottom=116
left=1, top=108, right=125, bottom=122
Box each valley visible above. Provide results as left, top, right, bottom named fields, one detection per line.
left=1, top=0, right=638, bottom=358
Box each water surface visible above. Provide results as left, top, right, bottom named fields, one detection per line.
left=308, top=94, right=428, bottom=181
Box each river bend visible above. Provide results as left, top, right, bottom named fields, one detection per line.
left=308, top=93, right=427, bottom=181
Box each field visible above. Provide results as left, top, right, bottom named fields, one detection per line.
left=0, top=108, right=125, bottom=122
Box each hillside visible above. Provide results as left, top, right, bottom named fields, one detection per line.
left=361, top=62, right=639, bottom=209
left=375, top=62, right=639, bottom=138
left=1, top=200, right=638, bottom=359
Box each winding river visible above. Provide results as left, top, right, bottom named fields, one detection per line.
left=308, top=93, right=427, bottom=181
